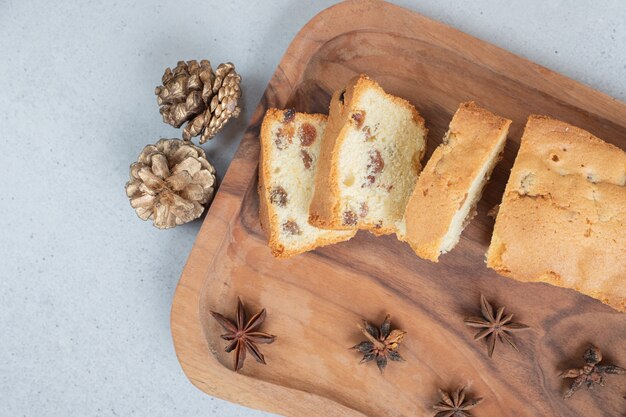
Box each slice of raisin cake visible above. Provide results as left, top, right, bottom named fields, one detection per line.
left=486, top=115, right=625, bottom=312
left=400, top=102, right=511, bottom=261
left=309, top=75, right=428, bottom=235
left=259, top=108, right=356, bottom=258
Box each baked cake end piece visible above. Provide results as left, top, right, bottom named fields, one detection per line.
left=309, top=75, right=428, bottom=235
left=259, top=108, right=356, bottom=258
left=486, top=115, right=626, bottom=312
left=401, top=102, right=511, bottom=261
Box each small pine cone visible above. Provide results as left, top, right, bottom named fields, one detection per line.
left=125, top=139, right=216, bottom=229
left=156, top=60, right=241, bottom=144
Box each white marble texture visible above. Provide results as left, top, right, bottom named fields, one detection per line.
left=1, top=1, right=624, bottom=416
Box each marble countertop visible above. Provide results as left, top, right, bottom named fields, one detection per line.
left=1, top=1, right=624, bottom=416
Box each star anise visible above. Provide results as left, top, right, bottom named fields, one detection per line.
left=210, top=298, right=276, bottom=372
left=433, top=386, right=483, bottom=417
left=464, top=294, right=529, bottom=358
left=351, top=314, right=406, bottom=374
left=559, top=344, right=625, bottom=399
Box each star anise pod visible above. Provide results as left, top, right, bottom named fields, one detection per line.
left=559, top=344, right=625, bottom=399
left=433, top=386, right=483, bottom=417
left=464, top=294, right=529, bottom=358
left=351, top=314, right=406, bottom=374
left=210, top=298, right=276, bottom=372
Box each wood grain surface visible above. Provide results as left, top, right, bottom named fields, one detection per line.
left=170, top=1, right=626, bottom=416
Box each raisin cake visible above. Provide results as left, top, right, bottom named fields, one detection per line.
left=309, top=75, right=428, bottom=235
left=486, top=115, right=626, bottom=312
left=258, top=108, right=356, bottom=258
left=400, top=102, right=511, bottom=261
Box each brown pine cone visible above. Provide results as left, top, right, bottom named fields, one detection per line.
left=125, top=139, right=216, bottom=229
left=155, top=60, right=241, bottom=143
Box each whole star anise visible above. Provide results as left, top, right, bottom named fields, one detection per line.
left=433, top=386, right=483, bottom=417
left=210, top=298, right=276, bottom=372
left=559, top=344, right=625, bottom=399
left=351, top=314, right=406, bottom=374
left=464, top=294, right=529, bottom=358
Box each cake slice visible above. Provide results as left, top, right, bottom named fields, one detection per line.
left=258, top=108, right=356, bottom=258
left=309, top=75, right=428, bottom=235
left=486, top=115, right=626, bottom=312
left=400, top=102, right=511, bottom=261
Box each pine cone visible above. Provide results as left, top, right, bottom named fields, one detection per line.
left=125, top=139, right=216, bottom=229
left=155, top=60, right=241, bottom=143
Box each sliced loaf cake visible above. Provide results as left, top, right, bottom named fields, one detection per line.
left=400, top=102, right=511, bottom=261
left=258, top=108, right=356, bottom=258
left=487, top=115, right=625, bottom=312
left=309, top=75, right=428, bottom=235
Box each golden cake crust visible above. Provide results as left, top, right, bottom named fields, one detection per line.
left=403, top=102, right=511, bottom=261
left=308, top=75, right=426, bottom=235
left=486, top=115, right=626, bottom=312
left=258, top=108, right=355, bottom=258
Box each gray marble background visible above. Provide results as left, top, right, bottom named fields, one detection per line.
left=1, top=1, right=624, bottom=416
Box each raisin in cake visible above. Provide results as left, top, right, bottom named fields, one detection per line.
left=258, top=108, right=356, bottom=258
left=400, top=102, right=511, bottom=261
left=309, top=75, right=428, bottom=235
left=486, top=115, right=626, bottom=312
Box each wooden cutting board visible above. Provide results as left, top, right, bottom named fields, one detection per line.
left=170, top=1, right=626, bottom=416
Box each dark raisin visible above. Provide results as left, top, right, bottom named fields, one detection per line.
left=282, top=220, right=301, bottom=235
left=368, top=149, right=384, bottom=174
left=283, top=108, right=296, bottom=123
left=351, top=110, right=366, bottom=128
left=338, top=89, right=346, bottom=104
left=300, top=149, right=312, bottom=170
left=269, top=186, right=288, bottom=207
left=275, top=125, right=294, bottom=150
left=362, top=175, right=376, bottom=187
left=359, top=202, right=369, bottom=218
left=362, top=149, right=384, bottom=187
left=298, top=123, right=317, bottom=146
left=342, top=210, right=357, bottom=226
